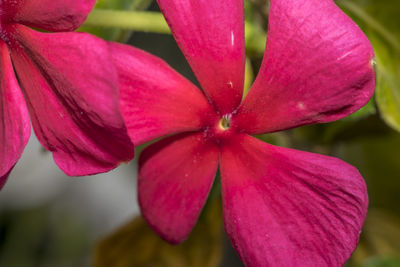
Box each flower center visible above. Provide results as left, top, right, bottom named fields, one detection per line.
left=218, top=114, right=231, bottom=130
left=205, top=113, right=236, bottom=144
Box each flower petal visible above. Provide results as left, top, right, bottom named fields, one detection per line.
left=157, top=0, right=245, bottom=114
left=220, top=134, right=368, bottom=266
left=139, top=133, right=219, bottom=244
left=0, top=41, right=30, bottom=188
left=110, top=42, right=216, bottom=145
left=4, top=0, right=95, bottom=31
left=235, top=0, right=375, bottom=134
left=10, top=26, right=134, bottom=176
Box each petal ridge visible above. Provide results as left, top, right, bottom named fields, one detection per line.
left=11, top=26, right=134, bottom=176
left=0, top=40, right=30, bottom=188
left=235, top=0, right=375, bottom=134
left=5, top=0, right=96, bottom=31
left=138, top=132, right=219, bottom=244
left=220, top=134, right=368, bottom=266
left=110, top=42, right=216, bottom=145
left=157, top=0, right=245, bottom=114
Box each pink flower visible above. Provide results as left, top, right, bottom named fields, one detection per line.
left=0, top=0, right=134, bottom=188
left=111, top=0, right=375, bottom=265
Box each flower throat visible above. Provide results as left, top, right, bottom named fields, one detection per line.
left=219, top=114, right=232, bottom=130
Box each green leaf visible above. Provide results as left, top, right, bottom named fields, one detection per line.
left=363, top=257, right=400, bottom=267
left=346, top=209, right=400, bottom=267
left=362, top=210, right=400, bottom=258
left=338, top=0, right=400, bottom=132
left=338, top=132, right=400, bottom=214
left=96, top=0, right=152, bottom=10
left=373, top=34, right=400, bottom=132
left=93, top=198, right=223, bottom=267
left=346, top=97, right=376, bottom=121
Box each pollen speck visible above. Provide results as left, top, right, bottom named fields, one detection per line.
left=370, top=58, right=376, bottom=67
left=297, top=102, right=306, bottom=110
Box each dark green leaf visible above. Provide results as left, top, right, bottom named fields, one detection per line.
left=338, top=0, right=400, bottom=131
left=94, top=198, right=223, bottom=267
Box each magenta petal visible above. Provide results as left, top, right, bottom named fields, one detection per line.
left=235, top=0, right=375, bottom=134
left=157, top=0, right=245, bottom=114
left=110, top=42, right=216, bottom=145
left=0, top=41, right=30, bottom=188
left=139, top=133, right=219, bottom=244
left=220, top=134, right=368, bottom=266
left=10, top=26, right=134, bottom=176
left=4, top=0, right=95, bottom=31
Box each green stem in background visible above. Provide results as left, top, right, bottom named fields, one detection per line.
left=84, top=9, right=170, bottom=34
left=338, top=0, right=400, bottom=52
left=83, top=9, right=266, bottom=55
left=245, top=21, right=267, bottom=56
left=129, top=0, right=153, bottom=10
left=243, top=58, right=254, bottom=98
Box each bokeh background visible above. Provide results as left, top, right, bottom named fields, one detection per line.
left=1, top=0, right=399, bottom=266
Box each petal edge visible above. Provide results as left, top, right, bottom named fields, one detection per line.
left=220, top=134, right=368, bottom=266
left=0, top=41, right=30, bottom=188
left=110, top=42, right=216, bottom=145
left=139, top=133, right=219, bottom=244
left=7, top=0, right=95, bottom=31
left=157, top=0, right=246, bottom=114
left=235, top=0, right=375, bottom=134
left=11, top=27, right=134, bottom=176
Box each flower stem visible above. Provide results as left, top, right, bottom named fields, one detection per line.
left=83, top=9, right=266, bottom=55
left=84, top=9, right=170, bottom=34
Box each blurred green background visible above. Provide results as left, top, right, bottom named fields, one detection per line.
left=1, top=0, right=400, bottom=266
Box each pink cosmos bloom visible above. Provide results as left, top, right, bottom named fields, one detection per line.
left=111, top=0, right=375, bottom=265
left=0, top=0, right=134, bottom=188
